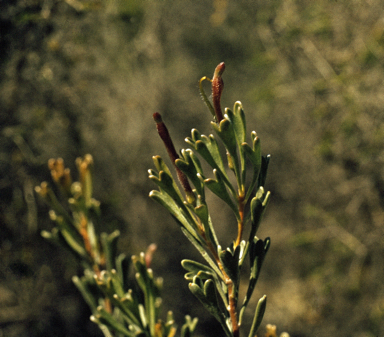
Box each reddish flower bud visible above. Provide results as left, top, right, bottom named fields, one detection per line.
left=153, top=113, right=195, bottom=203
left=212, top=62, right=225, bottom=122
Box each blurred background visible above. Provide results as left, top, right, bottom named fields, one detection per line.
left=1, top=0, right=384, bottom=336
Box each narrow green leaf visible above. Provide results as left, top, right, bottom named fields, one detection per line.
left=248, top=295, right=267, bottom=337
left=234, top=102, right=246, bottom=142
left=60, top=227, right=88, bottom=259
left=149, top=170, right=185, bottom=209
left=101, top=230, right=120, bottom=271
left=186, top=130, right=231, bottom=187
left=225, top=102, right=246, bottom=146
left=180, top=227, right=224, bottom=280
left=182, top=259, right=216, bottom=274
left=204, top=170, right=239, bottom=219
left=195, top=137, right=224, bottom=172
left=211, top=119, right=238, bottom=161
left=50, top=213, right=88, bottom=259
left=241, top=237, right=270, bottom=315
left=182, top=259, right=228, bottom=307
left=243, top=135, right=262, bottom=203
left=73, top=275, right=98, bottom=312
left=219, top=245, right=240, bottom=286
left=149, top=190, right=199, bottom=241
left=250, top=195, right=264, bottom=238
left=258, top=155, right=271, bottom=189
left=203, top=279, right=219, bottom=308
left=242, top=135, right=261, bottom=168
left=115, top=254, right=129, bottom=291
left=181, top=315, right=199, bottom=337
left=42, top=228, right=89, bottom=265
left=152, top=155, right=185, bottom=201
left=176, top=149, right=205, bottom=198
left=112, top=292, right=142, bottom=328
left=110, top=269, right=125, bottom=298
left=194, top=204, right=214, bottom=242
left=188, top=281, right=231, bottom=336
left=87, top=219, right=102, bottom=265
left=211, top=118, right=241, bottom=183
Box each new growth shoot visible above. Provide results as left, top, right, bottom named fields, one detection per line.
left=150, top=63, right=271, bottom=337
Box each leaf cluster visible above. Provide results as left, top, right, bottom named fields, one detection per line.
left=36, top=155, right=197, bottom=337
left=149, top=64, right=272, bottom=337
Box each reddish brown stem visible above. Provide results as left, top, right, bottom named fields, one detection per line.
left=235, top=195, right=245, bottom=248
left=206, top=239, right=240, bottom=337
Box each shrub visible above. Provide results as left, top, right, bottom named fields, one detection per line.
left=36, top=63, right=288, bottom=337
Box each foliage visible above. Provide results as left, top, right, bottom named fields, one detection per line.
left=2, top=1, right=384, bottom=336
left=35, top=155, right=198, bottom=337
left=33, top=63, right=289, bottom=337
left=149, top=63, right=272, bottom=337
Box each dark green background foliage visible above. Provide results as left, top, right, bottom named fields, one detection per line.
left=1, top=1, right=383, bottom=336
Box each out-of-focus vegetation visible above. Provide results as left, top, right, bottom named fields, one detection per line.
left=1, top=1, right=384, bottom=336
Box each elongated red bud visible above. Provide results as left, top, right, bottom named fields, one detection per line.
left=212, top=62, right=225, bottom=122
left=153, top=113, right=195, bottom=203
left=153, top=112, right=179, bottom=164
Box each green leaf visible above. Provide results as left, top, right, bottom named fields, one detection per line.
left=204, top=170, right=239, bottom=219
left=194, top=204, right=214, bottom=242
left=182, top=259, right=228, bottom=308
left=188, top=281, right=231, bottom=336
left=252, top=189, right=270, bottom=236
left=87, top=219, right=102, bottom=265
left=240, top=237, right=270, bottom=320
left=101, top=230, right=120, bottom=271
left=180, top=228, right=224, bottom=280
left=186, top=130, right=231, bottom=186
left=250, top=193, right=264, bottom=237
left=112, top=292, right=142, bottom=328
left=225, top=102, right=246, bottom=146
left=149, top=169, right=185, bottom=209
left=132, top=255, right=157, bottom=336
left=115, top=253, right=130, bottom=291
left=149, top=190, right=199, bottom=241
left=242, top=134, right=262, bottom=202
left=194, top=204, right=208, bottom=226
left=258, top=154, right=271, bottom=188
left=242, top=133, right=261, bottom=168
left=181, top=315, right=198, bottom=337
left=248, top=295, right=267, bottom=337
left=152, top=155, right=186, bottom=200
left=49, top=213, right=88, bottom=259
left=94, top=306, right=133, bottom=336
left=176, top=149, right=205, bottom=198
left=219, top=245, right=240, bottom=286
left=203, top=279, right=219, bottom=308
left=211, top=119, right=237, bottom=161
left=211, top=118, right=240, bottom=180
left=42, top=227, right=90, bottom=265
left=182, top=259, right=216, bottom=274
left=110, top=269, right=125, bottom=298
left=73, top=275, right=98, bottom=312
